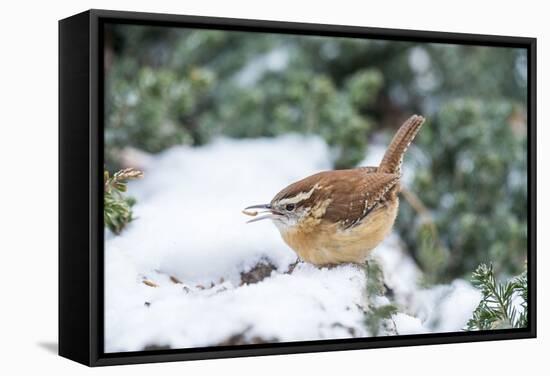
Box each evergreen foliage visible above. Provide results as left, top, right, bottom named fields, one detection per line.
left=104, top=168, right=143, bottom=234
left=466, top=263, right=528, bottom=330
left=365, top=260, right=398, bottom=336
left=396, top=100, right=527, bottom=282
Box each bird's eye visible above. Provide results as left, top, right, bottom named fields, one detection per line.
left=285, top=204, right=296, bottom=211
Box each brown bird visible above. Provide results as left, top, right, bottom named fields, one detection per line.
left=243, top=115, right=425, bottom=266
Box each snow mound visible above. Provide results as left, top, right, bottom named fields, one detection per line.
left=105, top=258, right=369, bottom=352
left=105, top=135, right=480, bottom=352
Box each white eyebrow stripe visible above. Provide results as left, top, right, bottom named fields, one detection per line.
left=278, top=185, right=318, bottom=206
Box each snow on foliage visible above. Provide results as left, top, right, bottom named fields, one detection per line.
left=105, top=135, right=480, bottom=352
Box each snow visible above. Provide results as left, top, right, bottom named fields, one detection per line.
left=105, top=134, right=481, bottom=352
left=392, top=313, right=426, bottom=335
left=106, top=255, right=368, bottom=351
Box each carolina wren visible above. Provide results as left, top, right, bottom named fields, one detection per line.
left=244, top=115, right=425, bottom=266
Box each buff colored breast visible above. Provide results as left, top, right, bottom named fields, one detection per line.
left=279, top=198, right=399, bottom=265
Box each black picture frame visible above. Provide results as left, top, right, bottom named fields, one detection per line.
left=59, top=8, right=537, bottom=367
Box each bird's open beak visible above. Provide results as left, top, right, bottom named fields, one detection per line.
left=242, top=204, right=279, bottom=223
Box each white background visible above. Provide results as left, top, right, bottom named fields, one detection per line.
left=0, top=0, right=546, bottom=374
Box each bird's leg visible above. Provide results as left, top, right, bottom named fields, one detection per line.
left=286, top=258, right=302, bottom=274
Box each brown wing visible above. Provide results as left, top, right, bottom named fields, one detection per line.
left=272, top=167, right=377, bottom=203
left=322, top=171, right=400, bottom=229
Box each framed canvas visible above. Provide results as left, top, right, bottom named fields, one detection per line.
left=59, top=9, right=537, bottom=366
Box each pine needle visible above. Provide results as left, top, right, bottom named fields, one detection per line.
left=104, top=167, right=143, bottom=234
left=466, top=263, right=528, bottom=330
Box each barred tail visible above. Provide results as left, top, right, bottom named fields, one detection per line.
left=378, top=115, right=425, bottom=175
